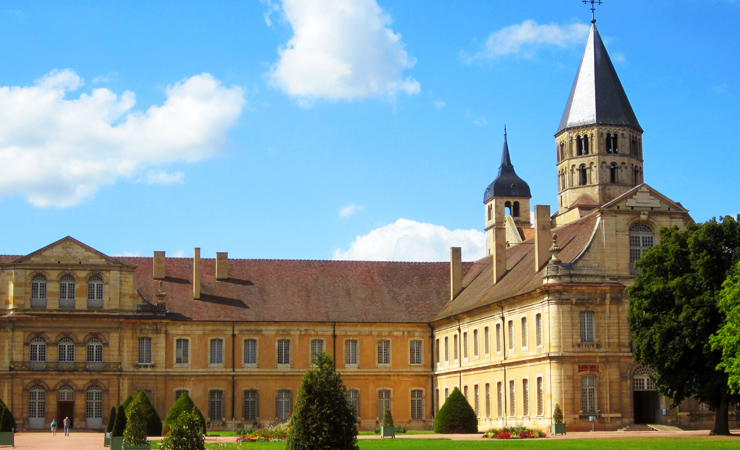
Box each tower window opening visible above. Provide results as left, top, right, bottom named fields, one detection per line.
left=610, top=163, right=617, bottom=183
left=576, top=136, right=583, bottom=155
left=487, top=204, right=492, bottom=221
left=513, top=201, right=520, bottom=217
left=504, top=201, right=512, bottom=216
left=613, top=134, right=619, bottom=153
left=583, top=135, right=589, bottom=155
left=579, top=165, right=588, bottom=186
left=559, top=143, right=565, bottom=161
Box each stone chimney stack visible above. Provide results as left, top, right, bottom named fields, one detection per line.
left=534, top=205, right=552, bottom=272
left=153, top=251, right=166, bottom=279
left=450, top=247, right=462, bottom=301
left=493, top=225, right=507, bottom=284
left=216, top=252, right=229, bottom=281
left=193, top=248, right=201, bottom=300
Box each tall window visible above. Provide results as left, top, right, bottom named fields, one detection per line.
left=86, top=338, right=103, bottom=364
left=474, top=385, right=480, bottom=417
left=345, top=339, right=358, bottom=365
left=244, top=339, right=257, bottom=365
left=435, top=339, right=440, bottom=364
left=444, top=388, right=449, bottom=401
left=522, top=379, right=530, bottom=416
left=580, top=311, right=595, bottom=343
left=444, top=337, right=449, bottom=362
left=345, top=390, right=359, bottom=419
left=86, top=386, right=103, bottom=421
left=277, top=339, right=291, bottom=365
left=377, top=390, right=391, bottom=419
left=377, top=340, right=390, bottom=365
left=473, top=330, right=479, bottom=357
left=485, top=383, right=491, bottom=418
left=58, top=337, right=75, bottom=363
left=536, top=377, right=544, bottom=416
left=30, top=338, right=46, bottom=362
left=176, top=339, right=189, bottom=364
left=463, top=332, right=468, bottom=359
left=521, top=317, right=528, bottom=349
left=409, top=340, right=422, bottom=365
left=411, top=389, right=423, bottom=420
left=582, top=376, right=597, bottom=414
left=87, top=275, right=104, bottom=309
left=29, top=386, right=46, bottom=420
left=59, top=275, right=75, bottom=308
left=58, top=386, right=74, bottom=402
left=277, top=390, right=292, bottom=421
left=484, top=327, right=490, bottom=355
left=610, top=163, right=618, bottom=183
left=310, top=339, right=324, bottom=360
left=509, top=380, right=516, bottom=416
left=496, top=324, right=501, bottom=353
left=209, top=390, right=224, bottom=420
left=507, top=320, right=514, bottom=351
left=497, top=382, right=503, bottom=418
left=31, top=275, right=47, bottom=308
left=579, top=165, right=588, bottom=186
left=210, top=339, right=224, bottom=364
left=138, top=337, right=152, bottom=364
left=453, top=334, right=459, bottom=360
left=630, top=225, right=654, bottom=273
left=243, top=390, right=258, bottom=421
left=535, top=314, right=543, bottom=347
left=463, top=385, right=468, bottom=399
left=436, top=389, right=440, bottom=413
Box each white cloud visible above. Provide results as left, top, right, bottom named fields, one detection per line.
left=268, top=0, right=420, bottom=104
left=433, top=100, right=446, bottom=110
left=465, top=109, right=488, bottom=126
left=333, top=218, right=486, bottom=262
left=339, top=204, right=364, bottom=218
left=0, top=69, right=245, bottom=207
left=146, top=170, right=185, bottom=185
left=466, top=20, right=589, bottom=61
left=171, top=249, right=185, bottom=258
left=92, top=71, right=119, bottom=84
left=612, top=52, right=626, bottom=64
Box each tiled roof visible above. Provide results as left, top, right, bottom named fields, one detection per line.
left=434, top=212, right=599, bottom=321
left=116, top=257, right=474, bottom=324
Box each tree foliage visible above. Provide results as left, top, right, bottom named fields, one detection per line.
left=552, top=404, right=564, bottom=424
left=123, top=402, right=148, bottom=446
left=160, top=411, right=205, bottom=450
left=191, top=405, right=206, bottom=435
left=121, top=395, right=134, bottom=415
left=286, top=353, right=358, bottom=450
left=381, top=409, right=393, bottom=427
left=0, top=398, right=14, bottom=432
left=163, top=392, right=205, bottom=436
left=628, top=216, right=740, bottom=435
left=713, top=259, right=740, bottom=393
left=106, top=407, right=116, bottom=433
left=433, top=387, right=477, bottom=434
left=112, top=404, right=127, bottom=437
left=132, top=391, right=163, bottom=436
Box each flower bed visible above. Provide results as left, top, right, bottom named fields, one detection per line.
left=483, top=427, right=546, bottom=439
left=236, top=424, right=288, bottom=443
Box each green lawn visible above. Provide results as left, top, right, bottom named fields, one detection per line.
left=199, top=436, right=740, bottom=450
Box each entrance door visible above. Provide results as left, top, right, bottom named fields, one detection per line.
left=633, top=367, right=658, bottom=424
left=58, top=402, right=74, bottom=429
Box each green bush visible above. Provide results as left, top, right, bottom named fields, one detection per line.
left=160, top=412, right=205, bottom=450
left=106, top=407, right=116, bottom=433
left=381, top=409, right=394, bottom=427
left=163, top=393, right=195, bottom=436
left=433, top=387, right=478, bottom=434
left=191, top=405, right=206, bottom=435
left=286, top=353, right=358, bottom=450
left=0, top=397, right=15, bottom=432
left=132, top=391, right=163, bottom=436
left=553, top=403, right=564, bottom=424
left=112, top=404, right=128, bottom=437
left=123, top=402, right=148, bottom=446
left=121, top=395, right=134, bottom=415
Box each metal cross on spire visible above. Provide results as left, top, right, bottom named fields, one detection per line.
left=583, top=0, right=603, bottom=23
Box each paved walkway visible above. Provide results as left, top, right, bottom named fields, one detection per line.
left=7, top=429, right=740, bottom=448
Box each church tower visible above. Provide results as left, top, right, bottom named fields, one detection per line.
left=483, top=130, right=531, bottom=256
left=554, top=21, right=644, bottom=221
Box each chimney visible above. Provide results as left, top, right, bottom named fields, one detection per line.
left=534, top=205, right=552, bottom=272
left=153, top=251, right=166, bottom=279
left=216, top=252, right=229, bottom=281
left=493, top=225, right=507, bottom=284
left=193, top=248, right=201, bottom=300
left=450, top=247, right=462, bottom=301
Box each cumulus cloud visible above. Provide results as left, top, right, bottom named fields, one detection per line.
left=333, top=218, right=486, bottom=262
left=466, top=20, right=589, bottom=61
left=268, top=0, right=420, bottom=104
left=339, top=204, right=364, bottom=218
left=0, top=69, right=245, bottom=207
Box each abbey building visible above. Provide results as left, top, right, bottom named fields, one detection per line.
left=0, top=21, right=734, bottom=433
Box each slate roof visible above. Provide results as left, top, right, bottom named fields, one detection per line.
left=556, top=23, right=642, bottom=134
left=483, top=132, right=531, bottom=202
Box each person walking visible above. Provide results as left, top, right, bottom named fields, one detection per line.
left=63, top=417, right=70, bottom=437
left=50, top=418, right=57, bottom=436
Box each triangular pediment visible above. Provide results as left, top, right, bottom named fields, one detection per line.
left=601, top=184, right=688, bottom=213
left=12, top=236, right=128, bottom=266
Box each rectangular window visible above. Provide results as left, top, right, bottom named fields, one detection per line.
left=497, top=382, right=503, bottom=418
left=444, top=388, right=449, bottom=401
left=277, top=339, right=291, bottom=365
left=277, top=390, right=292, bottom=421
left=536, top=377, right=544, bottom=416
left=436, top=389, right=440, bottom=413
left=243, top=390, right=258, bottom=421
left=508, top=320, right=514, bottom=352
left=435, top=339, right=440, bottom=364
left=410, top=340, right=422, bottom=365
left=580, top=311, right=595, bottom=343
left=496, top=324, right=501, bottom=353
left=509, top=380, right=516, bottom=416
left=138, top=337, right=152, bottom=365
left=377, top=339, right=390, bottom=365
left=473, top=329, right=479, bottom=357
left=345, top=390, right=359, bottom=419
left=310, top=339, right=324, bottom=360
left=454, top=334, right=459, bottom=360
left=522, top=379, right=530, bottom=416
left=484, top=327, right=490, bottom=355
left=377, top=390, right=391, bottom=419
left=209, top=390, right=223, bottom=420
left=463, top=332, right=468, bottom=359
left=536, top=313, right=543, bottom=347
left=521, top=317, right=528, bottom=349
left=444, top=337, right=449, bottom=362
left=485, top=383, right=491, bottom=418
left=210, top=339, right=224, bottom=365
left=176, top=339, right=189, bottom=364
left=582, top=376, right=597, bottom=414
left=345, top=339, right=358, bottom=365
left=244, top=339, right=257, bottom=365
left=474, top=385, right=480, bottom=417
left=463, top=385, right=468, bottom=399
left=411, top=389, right=423, bottom=420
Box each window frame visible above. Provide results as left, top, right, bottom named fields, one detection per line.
left=409, top=339, right=422, bottom=366
left=209, top=338, right=225, bottom=366
left=243, top=338, right=258, bottom=367
left=58, top=337, right=75, bottom=363
left=208, top=389, right=224, bottom=421
left=377, top=389, right=391, bottom=420
left=86, top=338, right=103, bottom=364
left=521, top=316, right=528, bottom=350
left=345, top=389, right=360, bottom=420
left=522, top=378, right=530, bottom=417
left=377, top=339, right=391, bottom=366
left=344, top=339, right=358, bottom=367
left=580, top=311, right=595, bottom=343
left=276, top=389, right=292, bottom=422
left=30, top=337, right=47, bottom=363
left=277, top=339, right=291, bottom=366
left=535, top=313, right=543, bottom=347
left=87, top=275, right=104, bottom=309
left=59, top=275, right=76, bottom=308
left=138, top=337, right=152, bottom=365
left=411, top=389, right=423, bottom=420
left=309, top=338, right=324, bottom=363
left=581, top=375, right=597, bottom=415
left=484, top=326, right=490, bottom=355
left=243, top=389, right=259, bottom=422
left=175, top=338, right=190, bottom=365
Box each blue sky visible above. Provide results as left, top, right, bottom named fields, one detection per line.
left=0, top=0, right=737, bottom=261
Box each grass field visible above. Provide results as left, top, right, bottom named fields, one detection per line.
left=196, top=436, right=740, bottom=450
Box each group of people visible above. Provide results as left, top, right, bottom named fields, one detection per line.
left=49, top=417, right=70, bottom=436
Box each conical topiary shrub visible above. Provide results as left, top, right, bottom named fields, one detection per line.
left=106, top=407, right=116, bottom=433
left=112, top=404, right=127, bottom=437
left=121, top=395, right=134, bottom=415
left=163, top=393, right=205, bottom=435
left=132, top=391, right=162, bottom=436
left=553, top=403, right=564, bottom=424
left=433, top=387, right=478, bottom=434
left=382, top=408, right=394, bottom=427
left=0, top=398, right=15, bottom=432
left=123, top=401, right=148, bottom=446
left=191, top=405, right=206, bottom=435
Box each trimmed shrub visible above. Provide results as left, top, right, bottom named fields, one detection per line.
left=123, top=401, right=148, bottom=446
left=286, top=353, right=358, bottom=450
left=112, top=404, right=127, bottom=437
left=381, top=409, right=394, bottom=427
left=553, top=403, right=564, bottom=424
left=160, top=412, right=205, bottom=450
left=133, top=391, right=162, bottom=436
left=106, top=407, right=116, bottom=433
left=433, top=387, right=478, bottom=434
left=0, top=408, right=13, bottom=433
left=121, top=395, right=134, bottom=415
left=163, top=393, right=195, bottom=436
left=191, top=405, right=206, bottom=435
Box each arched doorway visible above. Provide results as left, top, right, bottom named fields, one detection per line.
left=57, top=386, right=75, bottom=429
left=633, top=367, right=658, bottom=424
left=28, top=386, right=46, bottom=429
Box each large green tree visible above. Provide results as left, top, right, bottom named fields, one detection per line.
left=286, top=352, right=358, bottom=450
left=712, top=259, right=740, bottom=393
left=628, top=216, right=740, bottom=435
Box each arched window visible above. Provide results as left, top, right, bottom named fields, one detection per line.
left=58, top=386, right=74, bottom=402
left=606, top=133, right=613, bottom=153
left=632, top=367, right=656, bottom=391
left=29, top=386, right=46, bottom=428
left=583, top=135, right=589, bottom=154
left=630, top=225, right=654, bottom=273
left=87, top=276, right=104, bottom=309
left=59, top=275, right=75, bottom=309
left=58, top=337, right=75, bottom=363
left=579, top=165, right=588, bottom=186
left=87, top=338, right=103, bottom=366
left=610, top=163, right=617, bottom=183
left=613, top=134, right=619, bottom=153
left=31, top=275, right=47, bottom=308
left=487, top=204, right=492, bottom=221
left=504, top=201, right=512, bottom=216
left=581, top=376, right=597, bottom=414
left=559, top=143, right=565, bottom=161
left=86, top=386, right=103, bottom=429
left=576, top=136, right=583, bottom=155
left=30, top=337, right=46, bottom=362
left=513, top=201, right=520, bottom=217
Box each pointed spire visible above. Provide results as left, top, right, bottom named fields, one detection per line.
left=556, top=23, right=642, bottom=134
left=500, top=125, right=512, bottom=167
left=483, top=129, right=531, bottom=202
